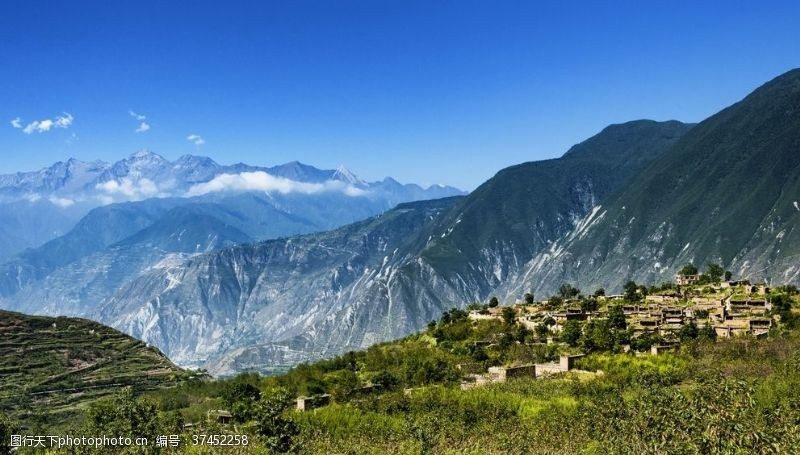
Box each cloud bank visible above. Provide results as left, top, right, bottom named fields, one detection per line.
left=95, top=177, right=163, bottom=201
left=48, top=196, right=76, bottom=208
left=186, top=171, right=368, bottom=197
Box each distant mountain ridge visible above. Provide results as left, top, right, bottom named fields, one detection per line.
left=0, top=151, right=462, bottom=205
left=0, top=153, right=464, bottom=262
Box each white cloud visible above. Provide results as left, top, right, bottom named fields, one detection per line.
left=187, top=134, right=205, bottom=146
left=18, top=113, right=73, bottom=134
left=96, top=195, right=115, bottom=205
left=186, top=171, right=368, bottom=197
left=48, top=196, right=75, bottom=208
left=129, top=111, right=150, bottom=133
left=95, top=177, right=162, bottom=201
left=129, top=110, right=146, bottom=121
left=54, top=113, right=73, bottom=128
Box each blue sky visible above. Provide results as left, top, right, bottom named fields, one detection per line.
left=1, top=1, right=799, bottom=190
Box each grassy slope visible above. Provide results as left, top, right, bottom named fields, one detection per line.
left=0, top=310, right=191, bottom=430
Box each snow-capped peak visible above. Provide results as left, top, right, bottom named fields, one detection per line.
left=332, top=165, right=364, bottom=185
left=129, top=150, right=167, bottom=163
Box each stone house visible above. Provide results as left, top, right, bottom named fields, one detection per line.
left=207, top=410, right=233, bottom=425
left=676, top=274, right=701, bottom=286
left=487, top=364, right=537, bottom=382
left=296, top=394, right=331, bottom=412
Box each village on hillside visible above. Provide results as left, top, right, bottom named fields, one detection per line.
left=286, top=264, right=798, bottom=412
left=454, top=263, right=794, bottom=390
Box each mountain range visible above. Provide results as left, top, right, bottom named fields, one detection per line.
left=0, top=152, right=463, bottom=261
left=84, top=117, right=690, bottom=374
left=3, top=69, right=800, bottom=376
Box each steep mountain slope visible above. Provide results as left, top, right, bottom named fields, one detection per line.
left=419, top=120, right=692, bottom=284
left=0, top=309, right=189, bottom=428
left=0, top=187, right=443, bottom=310
left=97, top=197, right=463, bottom=373
left=509, top=68, right=800, bottom=295
left=93, top=120, right=690, bottom=373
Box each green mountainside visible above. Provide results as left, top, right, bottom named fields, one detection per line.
left=421, top=119, right=692, bottom=278
left=513, top=68, right=800, bottom=295
left=0, top=310, right=194, bottom=431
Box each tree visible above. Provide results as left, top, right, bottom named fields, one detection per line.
left=501, top=307, right=516, bottom=325
left=545, top=296, right=563, bottom=310
left=679, top=320, right=699, bottom=341
left=0, top=413, right=17, bottom=455
left=85, top=389, right=161, bottom=451
left=772, top=294, right=797, bottom=329
left=372, top=370, right=399, bottom=390
left=581, top=319, right=614, bottom=352
left=524, top=292, right=535, bottom=305
left=623, top=281, right=641, bottom=302
left=253, top=388, right=298, bottom=453
left=535, top=323, right=550, bottom=341
left=706, top=263, right=724, bottom=283
left=222, top=381, right=262, bottom=407
left=488, top=296, right=500, bottom=308
left=561, top=320, right=583, bottom=347
left=581, top=298, right=598, bottom=313
left=593, top=288, right=606, bottom=297
left=471, top=347, right=488, bottom=362
left=514, top=325, right=530, bottom=343
left=698, top=322, right=717, bottom=341
left=724, top=270, right=733, bottom=281
left=679, top=263, right=698, bottom=276
left=608, top=305, right=627, bottom=330
left=631, top=330, right=661, bottom=352
left=559, top=283, right=580, bottom=299
left=637, top=285, right=649, bottom=297
left=221, top=382, right=262, bottom=422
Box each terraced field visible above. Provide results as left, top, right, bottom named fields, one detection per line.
left=0, top=310, right=196, bottom=430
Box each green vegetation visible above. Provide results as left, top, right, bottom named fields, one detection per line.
left=2, top=280, right=800, bottom=453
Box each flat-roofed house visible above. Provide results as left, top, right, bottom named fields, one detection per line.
left=296, top=394, right=331, bottom=412
left=676, top=274, right=700, bottom=286
left=487, top=364, right=537, bottom=383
